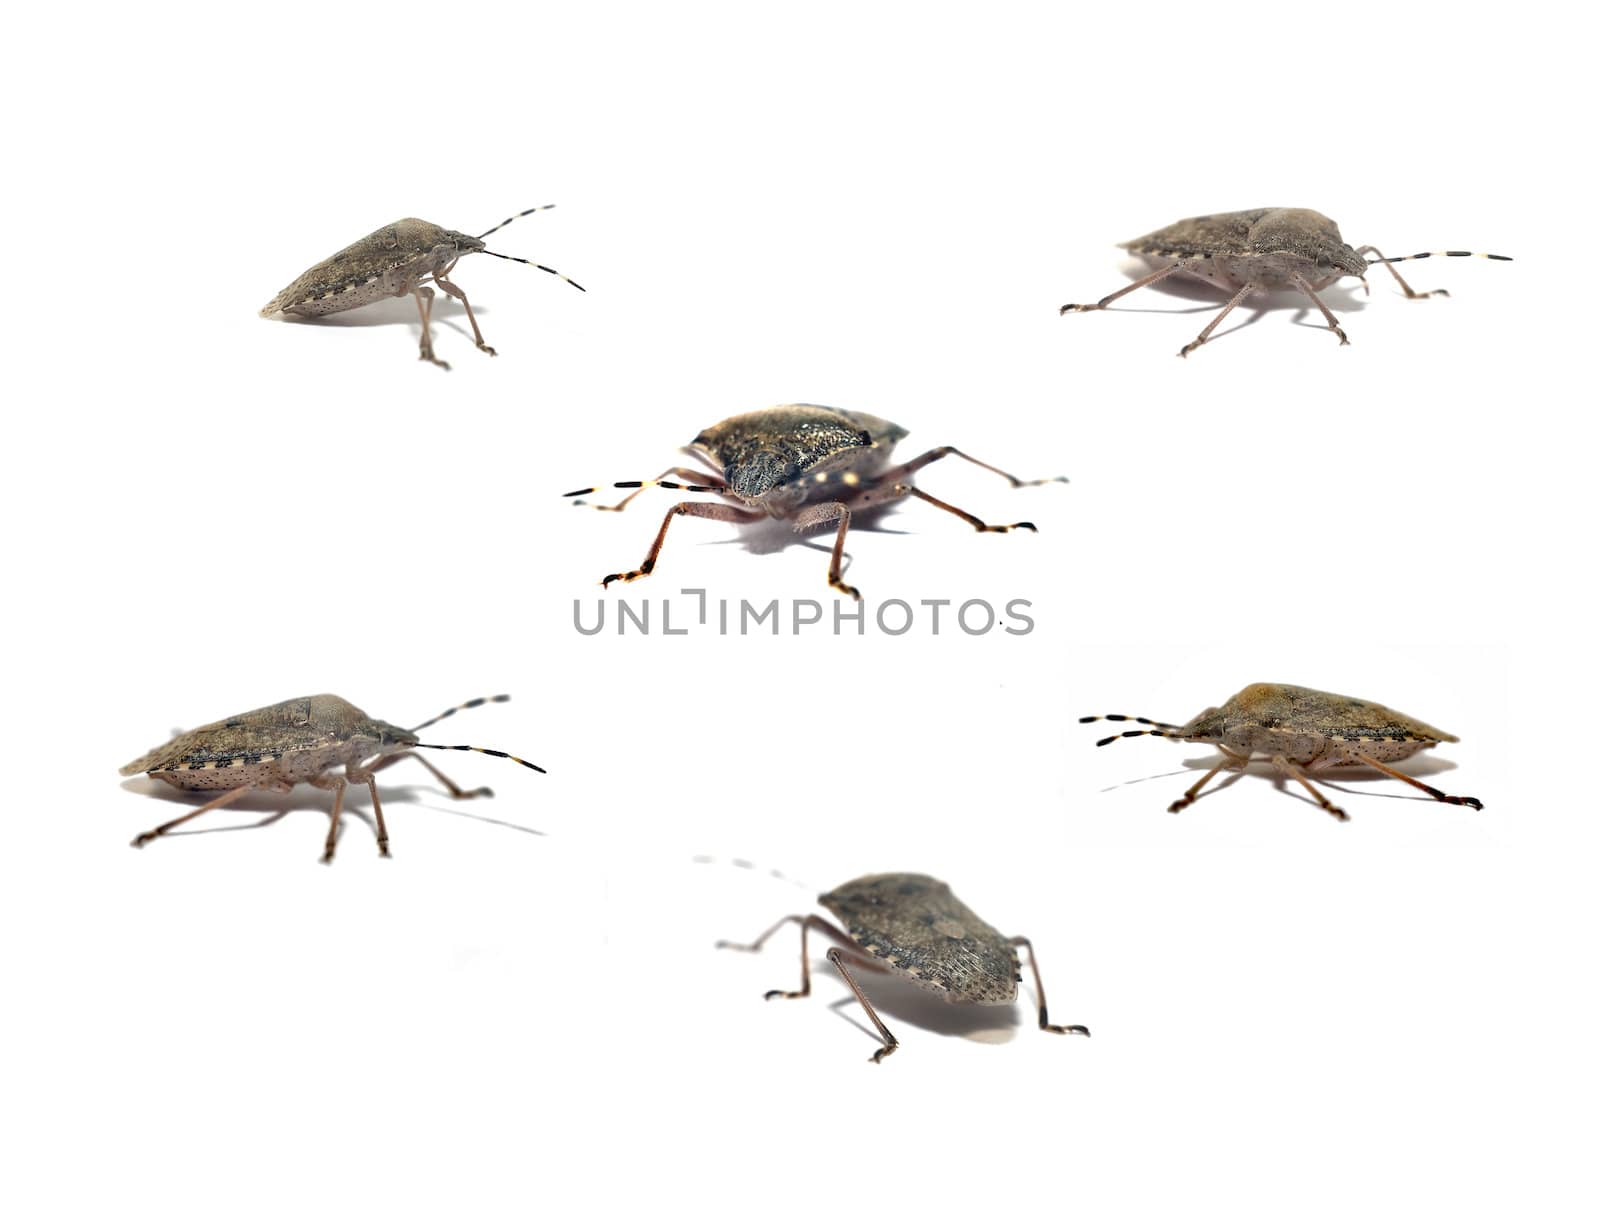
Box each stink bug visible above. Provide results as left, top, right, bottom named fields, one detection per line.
left=718, top=872, right=1090, bottom=1063
left=260, top=206, right=585, bottom=368
left=1059, top=208, right=1510, bottom=356
left=564, top=404, right=1065, bottom=599
left=120, top=694, right=544, bottom=862
left=1082, top=682, right=1482, bottom=821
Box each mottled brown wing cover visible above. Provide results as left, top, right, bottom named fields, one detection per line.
left=260, top=219, right=451, bottom=316
left=820, top=873, right=1018, bottom=1005
left=693, top=405, right=908, bottom=497
left=1215, top=683, right=1456, bottom=744
left=119, top=695, right=358, bottom=775
left=1121, top=209, right=1272, bottom=257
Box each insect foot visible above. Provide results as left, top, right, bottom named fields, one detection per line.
left=1082, top=682, right=1484, bottom=820
left=569, top=405, right=1065, bottom=600
left=1059, top=208, right=1509, bottom=356
left=121, top=694, right=543, bottom=863
left=261, top=206, right=584, bottom=367
left=719, top=874, right=1090, bottom=1063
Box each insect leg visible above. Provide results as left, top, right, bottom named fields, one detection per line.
left=361, top=778, right=391, bottom=858
left=1009, top=936, right=1090, bottom=1037
left=1290, top=274, right=1351, bottom=346
left=1354, top=245, right=1445, bottom=300
left=309, top=774, right=349, bottom=863
left=564, top=468, right=731, bottom=512
left=1168, top=746, right=1249, bottom=813
left=901, top=486, right=1040, bottom=535
left=872, top=446, right=1067, bottom=490
left=369, top=751, right=494, bottom=800
left=413, top=286, right=449, bottom=369
left=716, top=913, right=860, bottom=999
left=434, top=272, right=497, bottom=356
left=792, top=500, right=860, bottom=600
left=1348, top=751, right=1483, bottom=811
left=827, top=948, right=899, bottom=1063
left=1271, top=755, right=1349, bottom=822
left=130, top=784, right=254, bottom=848
left=1060, top=261, right=1187, bottom=313
left=601, top=501, right=764, bottom=587
left=1179, top=283, right=1256, bottom=357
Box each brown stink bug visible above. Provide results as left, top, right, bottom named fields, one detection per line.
left=260, top=206, right=585, bottom=368
left=718, top=872, right=1090, bottom=1063
left=120, top=694, right=544, bottom=862
left=564, top=404, right=1065, bottom=599
left=1082, top=682, right=1482, bottom=821
left=1059, top=208, right=1511, bottom=356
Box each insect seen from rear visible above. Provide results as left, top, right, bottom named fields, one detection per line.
left=1059, top=208, right=1510, bottom=357
left=718, top=872, right=1089, bottom=1063
left=120, top=694, right=544, bottom=863
left=260, top=206, right=585, bottom=368
left=1081, top=682, right=1482, bottom=821
left=564, top=404, right=1065, bottom=599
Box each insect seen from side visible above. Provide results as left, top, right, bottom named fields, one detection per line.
left=1082, top=682, right=1482, bottom=821
left=260, top=206, right=585, bottom=368
left=718, top=872, right=1090, bottom=1063
left=120, top=694, right=544, bottom=863
left=564, top=404, right=1065, bottom=599
left=1059, top=208, right=1510, bottom=357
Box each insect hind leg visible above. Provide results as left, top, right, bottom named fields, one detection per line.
left=1061, top=260, right=1187, bottom=313
left=1349, top=750, right=1482, bottom=811
left=130, top=784, right=254, bottom=849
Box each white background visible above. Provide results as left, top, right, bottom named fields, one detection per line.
left=2, top=2, right=1593, bottom=1221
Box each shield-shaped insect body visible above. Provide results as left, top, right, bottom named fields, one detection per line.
left=565, top=404, right=1066, bottom=599
left=261, top=207, right=584, bottom=368
left=718, top=872, right=1090, bottom=1063
left=121, top=694, right=544, bottom=862
left=1060, top=208, right=1510, bottom=356
left=1082, top=682, right=1483, bottom=821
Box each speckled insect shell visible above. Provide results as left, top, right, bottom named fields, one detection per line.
left=1183, top=683, right=1456, bottom=765
left=690, top=404, right=909, bottom=509
left=820, top=874, right=1020, bottom=1005
left=120, top=695, right=412, bottom=791
left=259, top=219, right=483, bottom=317
left=1122, top=208, right=1369, bottom=287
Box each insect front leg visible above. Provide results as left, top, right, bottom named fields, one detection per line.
left=1009, top=936, right=1090, bottom=1037
left=130, top=784, right=255, bottom=849
left=601, top=501, right=763, bottom=587
left=716, top=913, right=861, bottom=1000
left=791, top=500, right=860, bottom=600
left=1179, top=283, right=1256, bottom=357
left=1270, top=754, right=1349, bottom=822
left=413, top=286, right=449, bottom=369
left=564, top=468, right=731, bottom=513
left=1290, top=274, right=1350, bottom=347
left=433, top=267, right=496, bottom=356
left=1348, top=751, right=1483, bottom=811
left=1354, top=245, right=1446, bottom=300
left=1168, top=745, right=1250, bottom=813
left=368, top=751, right=494, bottom=800
left=872, top=446, right=1066, bottom=492
left=1061, top=260, right=1188, bottom=313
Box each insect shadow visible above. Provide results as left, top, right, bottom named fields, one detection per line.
left=284, top=295, right=484, bottom=351
left=118, top=777, right=548, bottom=841
left=816, top=962, right=1023, bottom=1046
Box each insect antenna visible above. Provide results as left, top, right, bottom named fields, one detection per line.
left=1079, top=714, right=1184, bottom=748
left=480, top=249, right=587, bottom=292
left=413, top=743, right=547, bottom=774
left=409, top=694, right=511, bottom=733
left=562, top=478, right=724, bottom=498
left=475, top=205, right=556, bottom=240
left=1364, top=251, right=1512, bottom=265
